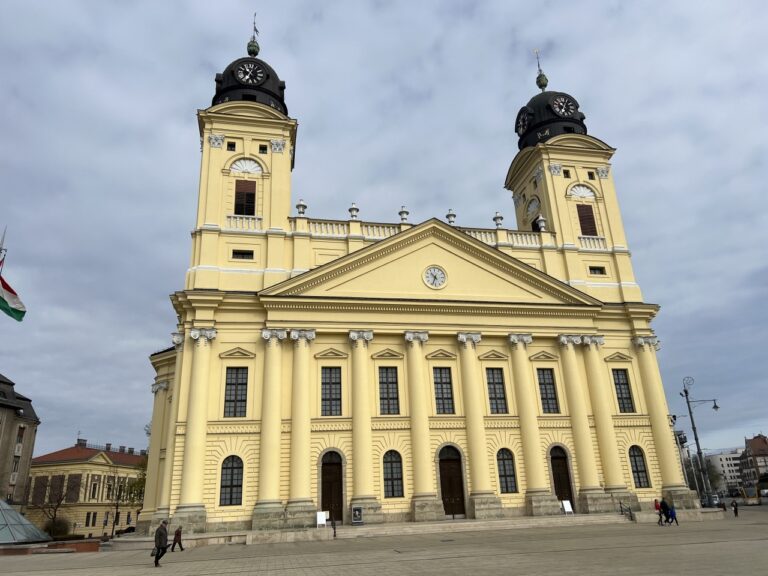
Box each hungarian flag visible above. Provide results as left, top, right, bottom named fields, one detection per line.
left=0, top=257, right=26, bottom=322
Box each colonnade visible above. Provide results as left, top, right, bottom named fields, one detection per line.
left=160, top=327, right=687, bottom=529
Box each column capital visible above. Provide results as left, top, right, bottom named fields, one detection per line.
left=558, top=334, right=582, bottom=347
left=171, top=332, right=184, bottom=349
left=404, top=331, right=429, bottom=343
left=633, top=336, right=659, bottom=349
left=508, top=333, right=533, bottom=347
left=581, top=335, right=605, bottom=347
left=262, top=328, right=288, bottom=341
left=151, top=381, right=168, bottom=395
left=190, top=328, right=216, bottom=341
left=349, top=330, right=374, bottom=343
left=457, top=332, right=482, bottom=348
left=290, top=329, right=316, bottom=342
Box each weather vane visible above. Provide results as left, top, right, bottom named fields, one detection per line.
left=247, top=12, right=260, bottom=57
left=533, top=48, right=548, bottom=92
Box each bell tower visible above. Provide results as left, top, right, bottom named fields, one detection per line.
left=188, top=26, right=297, bottom=291
left=504, top=64, right=642, bottom=303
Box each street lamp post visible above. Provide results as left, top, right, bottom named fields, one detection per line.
left=680, top=376, right=720, bottom=507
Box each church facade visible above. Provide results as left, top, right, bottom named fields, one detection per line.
left=140, top=36, right=695, bottom=533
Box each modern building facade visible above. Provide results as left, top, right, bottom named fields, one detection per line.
left=140, top=34, right=696, bottom=534
left=26, top=439, right=145, bottom=537
left=706, top=449, right=742, bottom=493
left=0, top=373, right=39, bottom=508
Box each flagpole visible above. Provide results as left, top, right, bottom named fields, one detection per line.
left=0, top=225, right=6, bottom=273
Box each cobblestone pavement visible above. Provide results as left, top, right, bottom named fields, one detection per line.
left=3, top=507, right=767, bottom=576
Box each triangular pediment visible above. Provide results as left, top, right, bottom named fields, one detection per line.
left=314, top=348, right=349, bottom=359
left=478, top=350, right=509, bottom=360
left=604, top=352, right=633, bottom=362
left=426, top=349, right=457, bottom=360
left=261, top=219, right=601, bottom=308
left=529, top=351, right=559, bottom=361
left=90, top=453, right=113, bottom=465
left=371, top=348, right=404, bottom=360
left=219, top=347, right=256, bottom=359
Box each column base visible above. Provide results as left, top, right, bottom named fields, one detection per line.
left=525, top=490, right=562, bottom=516
left=468, top=492, right=503, bottom=519
left=663, top=486, right=701, bottom=510
left=171, top=504, right=207, bottom=534
left=576, top=488, right=615, bottom=513
left=411, top=494, right=445, bottom=522
left=350, top=496, right=383, bottom=525
left=284, top=499, right=318, bottom=529
left=605, top=488, right=639, bottom=511
left=251, top=500, right=286, bottom=530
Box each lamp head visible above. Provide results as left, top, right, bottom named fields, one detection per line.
left=712, top=401, right=720, bottom=412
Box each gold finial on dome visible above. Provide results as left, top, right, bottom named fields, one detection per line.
left=247, top=12, right=260, bottom=57
left=534, top=48, right=548, bottom=92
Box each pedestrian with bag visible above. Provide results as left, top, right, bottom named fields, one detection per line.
left=152, top=520, right=169, bottom=567
left=171, top=526, right=184, bottom=551
left=731, top=499, right=739, bottom=518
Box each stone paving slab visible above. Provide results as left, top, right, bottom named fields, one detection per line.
left=2, top=507, right=766, bottom=576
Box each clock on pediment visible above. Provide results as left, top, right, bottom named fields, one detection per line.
left=423, top=265, right=447, bottom=289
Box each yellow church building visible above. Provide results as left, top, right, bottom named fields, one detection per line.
left=140, top=33, right=696, bottom=533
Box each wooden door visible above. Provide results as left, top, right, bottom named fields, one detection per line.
left=550, top=446, right=574, bottom=504
left=321, top=452, right=344, bottom=523
left=439, top=446, right=465, bottom=516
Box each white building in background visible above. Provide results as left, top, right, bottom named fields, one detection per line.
left=706, top=450, right=742, bottom=493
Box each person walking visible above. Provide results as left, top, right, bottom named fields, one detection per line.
left=153, top=520, right=169, bottom=567
left=660, top=498, right=671, bottom=525
left=731, top=499, right=739, bottom=518
left=668, top=505, right=679, bottom=526
left=171, top=526, right=184, bottom=551
left=654, top=499, right=663, bottom=526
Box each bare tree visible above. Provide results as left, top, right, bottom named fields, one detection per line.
left=28, top=474, right=69, bottom=536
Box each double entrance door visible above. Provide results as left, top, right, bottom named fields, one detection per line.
left=321, top=451, right=344, bottom=523
left=439, top=446, right=465, bottom=517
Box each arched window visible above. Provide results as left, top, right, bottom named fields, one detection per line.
left=383, top=450, right=403, bottom=498
left=220, top=455, right=243, bottom=506
left=496, top=449, right=518, bottom=493
left=629, top=446, right=650, bottom=488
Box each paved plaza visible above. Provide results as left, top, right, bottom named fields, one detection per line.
left=3, top=507, right=767, bottom=576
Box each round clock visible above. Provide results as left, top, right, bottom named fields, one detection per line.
left=235, top=62, right=266, bottom=85
left=423, top=265, right=447, bottom=289
left=515, top=107, right=530, bottom=136
left=550, top=95, right=576, bottom=117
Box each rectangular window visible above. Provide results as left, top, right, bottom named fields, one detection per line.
left=589, top=266, right=607, bottom=275
left=563, top=169, right=571, bottom=178
left=433, top=367, right=455, bottom=414
left=226, top=141, right=236, bottom=151
left=91, top=512, right=97, bottom=527
left=259, top=144, right=268, bottom=154
left=90, top=482, right=98, bottom=500
left=15, top=427, right=24, bottom=444
left=613, top=369, right=635, bottom=413
left=232, top=249, right=254, bottom=260
left=577, top=204, right=598, bottom=236
left=588, top=171, right=596, bottom=180
left=12, top=456, right=20, bottom=473
left=378, top=367, right=400, bottom=415
left=85, top=512, right=91, bottom=527
left=486, top=368, right=508, bottom=414
left=224, top=367, right=248, bottom=417
left=537, top=368, right=560, bottom=414
left=321, top=367, right=342, bottom=416
left=234, top=180, right=256, bottom=216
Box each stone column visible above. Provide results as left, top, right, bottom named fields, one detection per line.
left=558, top=334, right=612, bottom=513
left=581, top=336, right=637, bottom=509
left=634, top=336, right=694, bottom=508
left=404, top=331, right=443, bottom=521
left=253, top=328, right=287, bottom=528
left=174, top=327, right=216, bottom=532
left=142, top=379, right=168, bottom=521
left=153, top=333, right=184, bottom=526
left=286, top=329, right=317, bottom=527
left=349, top=330, right=383, bottom=523
left=508, top=334, right=561, bottom=516
left=457, top=332, right=501, bottom=518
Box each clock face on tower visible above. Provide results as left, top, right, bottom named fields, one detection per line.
left=423, top=266, right=447, bottom=289
left=515, top=107, right=530, bottom=136
left=550, top=95, right=576, bottom=117
left=235, top=62, right=266, bottom=85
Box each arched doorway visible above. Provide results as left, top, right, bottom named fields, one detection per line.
left=438, top=446, right=465, bottom=517
left=321, top=451, right=344, bottom=523
left=550, top=446, right=574, bottom=504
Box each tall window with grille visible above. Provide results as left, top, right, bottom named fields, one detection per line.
left=496, top=449, right=518, bottom=493
left=612, top=369, right=635, bottom=413
left=224, top=367, right=248, bottom=417
left=220, top=455, right=243, bottom=505
left=433, top=367, right=455, bottom=414
left=577, top=204, right=598, bottom=236
left=234, top=180, right=256, bottom=216
left=378, top=367, right=399, bottom=415
left=537, top=368, right=560, bottom=414
left=629, top=446, right=650, bottom=488
left=383, top=450, right=404, bottom=498
left=486, top=368, right=508, bottom=414
left=321, top=367, right=342, bottom=416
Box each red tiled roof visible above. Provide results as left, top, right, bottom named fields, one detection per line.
left=32, top=445, right=145, bottom=467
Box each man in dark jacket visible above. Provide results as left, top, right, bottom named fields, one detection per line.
left=153, top=520, right=169, bottom=567
left=171, top=526, right=184, bottom=551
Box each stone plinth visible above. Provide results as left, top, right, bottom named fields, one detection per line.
left=468, top=493, right=503, bottom=519
left=525, top=491, right=562, bottom=516
left=171, top=504, right=207, bottom=534
left=411, top=494, right=445, bottom=522
left=576, top=489, right=614, bottom=513
left=350, top=497, right=384, bottom=525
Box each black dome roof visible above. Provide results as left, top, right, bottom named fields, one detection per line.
left=212, top=48, right=287, bottom=115
left=515, top=75, right=586, bottom=150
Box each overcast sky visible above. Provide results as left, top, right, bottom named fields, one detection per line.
left=1, top=1, right=765, bottom=458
